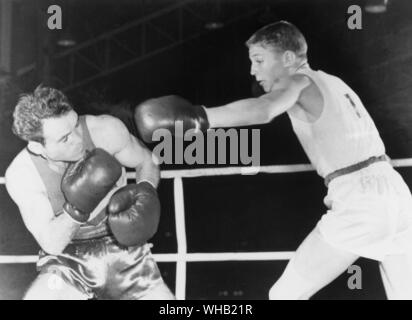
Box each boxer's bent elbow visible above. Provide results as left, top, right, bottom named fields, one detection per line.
left=251, top=99, right=276, bottom=125
left=43, top=245, right=65, bottom=256
left=38, top=240, right=65, bottom=256
left=33, top=213, right=80, bottom=255
left=252, top=107, right=273, bottom=125
left=36, top=231, right=69, bottom=256
left=262, top=111, right=274, bottom=124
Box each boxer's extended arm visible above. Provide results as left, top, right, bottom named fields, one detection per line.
left=90, top=115, right=160, bottom=187
left=5, top=169, right=80, bottom=255
left=207, top=74, right=311, bottom=128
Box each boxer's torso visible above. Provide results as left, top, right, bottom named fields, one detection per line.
left=287, top=68, right=386, bottom=177
left=9, top=115, right=126, bottom=240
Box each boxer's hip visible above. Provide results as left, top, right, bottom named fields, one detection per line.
left=319, top=161, right=412, bottom=261
left=37, top=236, right=163, bottom=299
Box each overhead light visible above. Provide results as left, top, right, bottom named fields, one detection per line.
left=205, top=21, right=224, bottom=30
left=57, top=36, right=76, bottom=47
left=204, top=0, right=224, bottom=30
left=365, top=0, right=389, bottom=14
left=57, top=2, right=76, bottom=47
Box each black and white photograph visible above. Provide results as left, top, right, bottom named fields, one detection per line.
left=1, top=0, right=412, bottom=303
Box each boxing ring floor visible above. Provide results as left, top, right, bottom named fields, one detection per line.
left=1, top=158, right=412, bottom=300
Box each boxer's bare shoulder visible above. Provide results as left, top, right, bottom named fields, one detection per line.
left=85, top=114, right=151, bottom=169
left=85, top=114, right=129, bottom=155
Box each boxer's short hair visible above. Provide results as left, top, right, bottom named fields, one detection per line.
left=12, top=86, right=73, bottom=144
left=246, top=21, right=307, bottom=59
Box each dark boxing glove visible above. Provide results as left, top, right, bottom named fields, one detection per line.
left=134, top=95, right=209, bottom=143
left=107, top=181, right=160, bottom=247
left=61, top=148, right=122, bottom=223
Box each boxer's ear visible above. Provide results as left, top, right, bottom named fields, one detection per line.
left=282, top=50, right=296, bottom=67
left=28, top=141, right=45, bottom=156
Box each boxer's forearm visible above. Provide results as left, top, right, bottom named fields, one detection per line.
left=135, top=152, right=160, bottom=188
left=38, top=214, right=80, bottom=255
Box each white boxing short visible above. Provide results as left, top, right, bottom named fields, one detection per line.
left=318, top=161, right=412, bottom=261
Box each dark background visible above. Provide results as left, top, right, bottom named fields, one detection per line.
left=1, top=0, right=412, bottom=299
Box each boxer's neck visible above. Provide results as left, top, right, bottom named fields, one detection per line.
left=45, top=158, right=68, bottom=174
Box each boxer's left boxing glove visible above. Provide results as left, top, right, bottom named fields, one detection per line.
left=61, top=148, right=122, bottom=223
left=107, top=182, right=160, bottom=247
left=134, top=95, right=209, bottom=143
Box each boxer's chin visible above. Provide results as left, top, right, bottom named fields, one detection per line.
left=68, top=150, right=85, bottom=162
left=74, top=145, right=86, bottom=160
left=260, top=82, right=271, bottom=93
left=265, top=82, right=276, bottom=92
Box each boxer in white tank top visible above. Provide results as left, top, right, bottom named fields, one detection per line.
left=288, top=68, right=385, bottom=178
left=204, top=21, right=412, bottom=299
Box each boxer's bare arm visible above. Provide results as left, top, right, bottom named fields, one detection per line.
left=5, top=167, right=80, bottom=255
left=206, top=74, right=311, bottom=128
left=88, top=115, right=160, bottom=187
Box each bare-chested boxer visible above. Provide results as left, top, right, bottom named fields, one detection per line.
left=134, top=21, right=412, bottom=299
left=5, top=86, right=175, bottom=300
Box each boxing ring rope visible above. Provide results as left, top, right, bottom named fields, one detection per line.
left=1, top=158, right=412, bottom=299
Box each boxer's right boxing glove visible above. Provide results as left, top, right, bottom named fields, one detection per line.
left=134, top=95, right=209, bottom=143
left=61, top=148, right=122, bottom=223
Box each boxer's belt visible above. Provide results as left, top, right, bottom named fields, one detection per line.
left=72, top=208, right=110, bottom=241
left=324, top=155, right=388, bottom=187
left=70, top=234, right=113, bottom=245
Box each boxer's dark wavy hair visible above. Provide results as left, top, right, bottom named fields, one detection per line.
left=12, top=85, right=73, bottom=144
left=246, top=21, right=308, bottom=59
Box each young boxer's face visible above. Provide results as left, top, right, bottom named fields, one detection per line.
left=41, top=110, right=85, bottom=162
left=249, top=44, right=290, bottom=92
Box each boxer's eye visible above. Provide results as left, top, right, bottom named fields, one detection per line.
left=58, top=132, right=70, bottom=143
